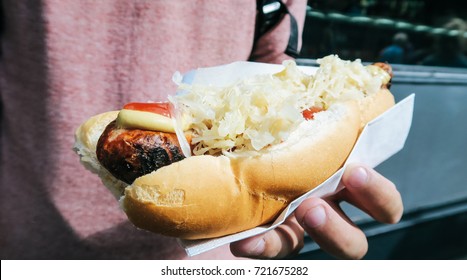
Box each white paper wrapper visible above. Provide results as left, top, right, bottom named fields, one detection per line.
left=174, top=61, right=415, bottom=257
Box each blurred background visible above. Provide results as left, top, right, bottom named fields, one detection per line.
left=295, top=0, right=467, bottom=260
left=300, top=0, right=467, bottom=68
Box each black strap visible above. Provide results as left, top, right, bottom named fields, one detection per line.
left=254, top=0, right=300, bottom=58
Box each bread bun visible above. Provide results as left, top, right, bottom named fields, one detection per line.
left=122, top=91, right=393, bottom=239
left=74, top=111, right=128, bottom=197
left=73, top=89, right=394, bottom=240
left=122, top=101, right=360, bottom=239
left=358, top=88, right=394, bottom=128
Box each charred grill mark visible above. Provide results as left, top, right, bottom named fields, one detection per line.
left=136, top=142, right=170, bottom=175
left=96, top=121, right=185, bottom=186
left=169, top=145, right=185, bottom=162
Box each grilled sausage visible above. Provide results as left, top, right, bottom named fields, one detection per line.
left=96, top=120, right=186, bottom=185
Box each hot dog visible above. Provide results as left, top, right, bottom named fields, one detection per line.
left=95, top=102, right=325, bottom=186
left=74, top=55, right=395, bottom=239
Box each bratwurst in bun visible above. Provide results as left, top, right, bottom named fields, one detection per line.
left=74, top=55, right=395, bottom=240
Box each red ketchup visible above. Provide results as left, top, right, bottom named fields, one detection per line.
left=123, top=102, right=172, bottom=118
left=302, top=106, right=323, bottom=120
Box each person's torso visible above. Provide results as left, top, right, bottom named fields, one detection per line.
left=0, top=0, right=257, bottom=259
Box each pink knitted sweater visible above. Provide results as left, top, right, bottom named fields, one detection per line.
left=0, top=0, right=305, bottom=259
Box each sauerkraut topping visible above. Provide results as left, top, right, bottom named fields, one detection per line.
left=170, top=55, right=389, bottom=157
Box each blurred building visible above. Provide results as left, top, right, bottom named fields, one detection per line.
left=300, top=0, right=467, bottom=68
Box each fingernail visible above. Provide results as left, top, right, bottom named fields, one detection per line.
left=303, top=205, right=326, bottom=228
left=349, top=167, right=368, bottom=188
left=249, top=238, right=265, bottom=256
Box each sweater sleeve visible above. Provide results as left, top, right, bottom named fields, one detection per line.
left=249, top=0, right=307, bottom=64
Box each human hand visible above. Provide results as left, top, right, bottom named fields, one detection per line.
left=230, top=163, right=403, bottom=259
